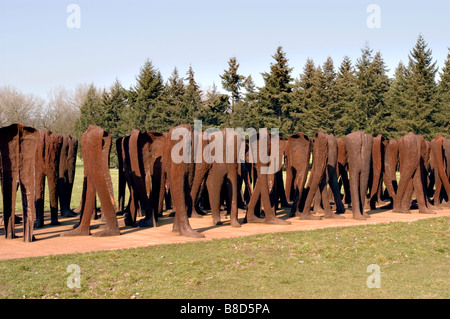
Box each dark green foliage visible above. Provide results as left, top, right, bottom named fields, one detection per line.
left=73, top=35, right=447, bottom=144
left=231, top=75, right=259, bottom=130
left=364, top=51, right=392, bottom=136
left=334, top=56, right=358, bottom=137
left=126, top=59, right=164, bottom=132
left=198, top=83, right=229, bottom=129
left=184, top=65, right=203, bottom=122
left=306, top=58, right=339, bottom=135
left=291, top=58, right=316, bottom=136
left=352, top=46, right=390, bottom=135
left=257, top=46, right=294, bottom=136
left=386, top=61, right=410, bottom=138
left=396, top=35, right=439, bottom=140
left=436, top=49, right=450, bottom=137
left=154, top=67, right=188, bottom=131
left=291, top=57, right=343, bottom=137
left=220, top=57, right=245, bottom=108
left=99, top=79, right=129, bottom=167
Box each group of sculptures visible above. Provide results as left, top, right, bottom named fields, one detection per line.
left=0, top=123, right=78, bottom=241
left=1, top=123, right=449, bottom=242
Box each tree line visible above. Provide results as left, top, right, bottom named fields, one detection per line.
left=74, top=35, right=450, bottom=142
left=1, top=35, right=449, bottom=166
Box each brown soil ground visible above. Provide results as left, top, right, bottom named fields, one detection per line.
left=1, top=205, right=449, bottom=260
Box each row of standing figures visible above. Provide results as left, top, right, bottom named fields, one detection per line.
left=1, top=123, right=449, bottom=242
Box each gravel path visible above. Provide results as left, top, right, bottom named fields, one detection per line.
left=1, top=206, right=449, bottom=260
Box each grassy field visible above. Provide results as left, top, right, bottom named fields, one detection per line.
left=0, top=216, right=448, bottom=299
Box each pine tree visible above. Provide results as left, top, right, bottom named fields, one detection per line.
left=314, top=57, right=338, bottom=135
left=386, top=61, right=410, bottom=138
left=184, top=65, right=203, bottom=122
left=126, top=59, right=164, bottom=132
left=155, top=67, right=187, bottom=131
left=436, top=49, right=450, bottom=137
left=402, top=34, right=438, bottom=139
left=258, top=46, right=294, bottom=136
left=291, top=58, right=316, bottom=136
left=199, top=83, right=229, bottom=129
left=308, top=65, right=327, bottom=134
left=334, top=56, right=357, bottom=137
left=98, top=79, right=129, bottom=166
left=101, top=79, right=128, bottom=136
left=220, top=57, right=245, bottom=109
left=231, top=75, right=258, bottom=129
left=365, top=51, right=391, bottom=135
left=353, top=45, right=390, bottom=134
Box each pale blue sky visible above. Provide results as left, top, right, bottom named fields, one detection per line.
left=1, top=0, right=449, bottom=100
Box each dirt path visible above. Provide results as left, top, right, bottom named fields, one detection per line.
left=1, top=207, right=449, bottom=260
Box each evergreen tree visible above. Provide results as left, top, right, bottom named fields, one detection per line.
left=436, top=49, right=450, bottom=137
left=101, top=79, right=128, bottom=136
left=220, top=57, right=245, bottom=109
left=199, top=83, right=229, bottom=129
left=184, top=65, right=203, bottom=122
left=353, top=45, right=390, bottom=134
left=311, top=57, right=338, bottom=135
left=243, top=75, right=257, bottom=97
left=99, top=79, right=129, bottom=166
left=126, top=59, right=164, bottom=132
left=155, top=67, right=187, bottom=131
left=307, top=65, right=326, bottom=134
left=386, top=61, right=410, bottom=138
left=257, top=46, right=294, bottom=136
left=231, top=75, right=259, bottom=129
left=334, top=56, right=357, bottom=136
left=291, top=58, right=316, bottom=136
left=402, top=34, right=438, bottom=139
left=365, top=51, right=391, bottom=135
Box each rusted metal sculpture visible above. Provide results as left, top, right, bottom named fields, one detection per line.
left=34, top=130, right=63, bottom=228
left=58, top=134, right=78, bottom=218
left=393, top=132, right=435, bottom=214
left=61, top=125, right=120, bottom=237
left=344, top=131, right=373, bottom=220
left=286, top=132, right=311, bottom=217
left=0, top=123, right=40, bottom=242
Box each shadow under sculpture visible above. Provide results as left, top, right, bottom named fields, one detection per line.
left=61, top=125, right=120, bottom=237
left=0, top=123, right=40, bottom=242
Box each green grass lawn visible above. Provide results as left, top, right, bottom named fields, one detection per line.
left=0, top=216, right=448, bottom=299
